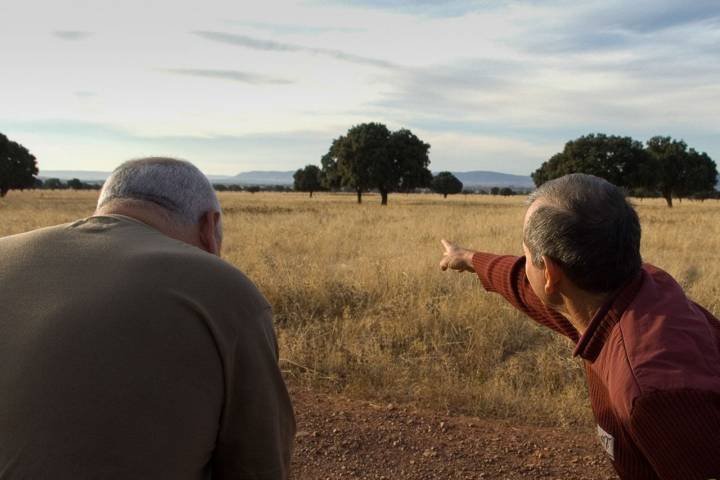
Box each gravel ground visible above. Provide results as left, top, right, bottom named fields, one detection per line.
left=290, top=388, right=618, bottom=480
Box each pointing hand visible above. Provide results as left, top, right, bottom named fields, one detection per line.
left=439, top=239, right=476, bottom=273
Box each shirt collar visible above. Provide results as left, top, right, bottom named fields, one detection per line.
left=573, top=270, right=645, bottom=362
left=92, top=213, right=147, bottom=226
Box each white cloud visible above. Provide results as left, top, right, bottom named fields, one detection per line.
left=0, top=0, right=717, bottom=173
left=424, top=132, right=558, bottom=174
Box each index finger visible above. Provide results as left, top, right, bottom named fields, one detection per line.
left=441, top=239, right=453, bottom=252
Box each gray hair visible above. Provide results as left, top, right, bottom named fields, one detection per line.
left=98, top=157, right=221, bottom=227
left=524, top=173, right=641, bottom=293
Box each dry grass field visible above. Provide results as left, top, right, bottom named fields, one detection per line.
left=2, top=190, right=719, bottom=427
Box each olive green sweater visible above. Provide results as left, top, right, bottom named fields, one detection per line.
left=0, top=215, right=295, bottom=479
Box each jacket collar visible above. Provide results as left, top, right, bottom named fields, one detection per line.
left=573, top=270, right=645, bottom=362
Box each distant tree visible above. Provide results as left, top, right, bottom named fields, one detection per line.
left=322, top=123, right=432, bottom=205
left=43, top=178, right=65, bottom=189
left=499, top=187, right=514, bottom=196
left=690, top=190, right=720, bottom=201
left=213, top=183, right=228, bottom=192
left=67, top=178, right=84, bottom=190
left=532, top=133, right=653, bottom=190
left=390, top=128, right=432, bottom=195
left=246, top=185, right=260, bottom=194
left=629, top=186, right=659, bottom=200
left=490, top=187, right=500, bottom=195
left=533, top=133, right=717, bottom=207
left=681, top=149, right=718, bottom=200
left=0, top=133, right=39, bottom=197
left=646, top=136, right=718, bottom=207
left=432, top=172, right=463, bottom=198
left=332, top=123, right=390, bottom=204
left=293, top=164, right=323, bottom=198
left=320, top=142, right=342, bottom=191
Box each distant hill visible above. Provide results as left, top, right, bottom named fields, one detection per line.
left=39, top=170, right=111, bottom=182
left=449, top=171, right=533, bottom=188
left=219, top=171, right=296, bottom=185
left=38, top=169, right=295, bottom=185
left=39, top=169, right=535, bottom=188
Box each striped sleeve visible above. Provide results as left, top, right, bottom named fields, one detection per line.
left=628, top=389, right=720, bottom=479
left=472, top=252, right=579, bottom=342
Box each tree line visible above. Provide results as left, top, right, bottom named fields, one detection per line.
left=214, top=184, right=292, bottom=193
left=2, top=129, right=717, bottom=206
left=533, top=134, right=718, bottom=207
left=37, top=178, right=102, bottom=190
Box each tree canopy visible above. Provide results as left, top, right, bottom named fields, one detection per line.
left=320, top=146, right=342, bottom=191
left=431, top=172, right=463, bottom=198
left=67, top=178, right=85, bottom=190
left=293, top=164, right=323, bottom=197
left=390, top=128, right=432, bottom=193
left=646, top=136, right=718, bottom=207
left=533, top=133, right=717, bottom=207
left=532, top=134, right=652, bottom=189
left=321, top=123, right=432, bottom=205
left=0, top=133, right=38, bottom=197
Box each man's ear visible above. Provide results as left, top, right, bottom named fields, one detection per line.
left=198, top=210, right=221, bottom=256
left=541, top=255, right=563, bottom=295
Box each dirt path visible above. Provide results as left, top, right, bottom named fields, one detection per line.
left=290, top=388, right=617, bottom=479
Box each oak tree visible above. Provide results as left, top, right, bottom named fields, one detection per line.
left=432, top=171, right=463, bottom=198
left=0, top=133, right=38, bottom=197
left=322, top=123, right=432, bottom=205
left=293, top=164, right=323, bottom=197
left=646, top=136, right=718, bottom=207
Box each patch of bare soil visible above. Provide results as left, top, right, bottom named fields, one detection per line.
left=290, top=389, right=617, bottom=479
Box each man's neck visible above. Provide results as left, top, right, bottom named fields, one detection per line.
left=556, top=290, right=610, bottom=335
left=95, top=203, right=200, bottom=249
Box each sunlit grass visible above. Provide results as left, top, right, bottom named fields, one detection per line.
left=2, top=190, right=718, bottom=426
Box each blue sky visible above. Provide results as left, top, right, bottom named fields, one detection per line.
left=0, top=0, right=718, bottom=175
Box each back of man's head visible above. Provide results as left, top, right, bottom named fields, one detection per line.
left=524, top=173, right=642, bottom=293
left=98, top=157, right=220, bottom=225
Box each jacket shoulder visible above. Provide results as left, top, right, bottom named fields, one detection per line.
left=618, top=265, right=720, bottom=396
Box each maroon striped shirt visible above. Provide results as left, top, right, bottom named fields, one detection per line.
left=472, top=252, right=720, bottom=480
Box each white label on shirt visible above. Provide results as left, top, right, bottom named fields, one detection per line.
left=597, top=425, right=615, bottom=460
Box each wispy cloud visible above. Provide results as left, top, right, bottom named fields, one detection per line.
left=329, top=0, right=720, bottom=25
left=53, top=30, right=93, bottom=40
left=511, top=0, right=720, bottom=54
left=321, top=0, right=487, bottom=17
left=0, top=119, right=336, bottom=172
left=583, top=0, right=720, bottom=34
left=192, top=30, right=399, bottom=69
left=161, top=68, right=294, bottom=85
left=227, top=20, right=364, bottom=35
left=7, top=0, right=718, bottom=174
left=369, top=58, right=526, bottom=122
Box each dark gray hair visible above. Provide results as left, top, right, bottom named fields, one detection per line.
left=98, top=157, right=221, bottom=227
left=524, top=174, right=641, bottom=293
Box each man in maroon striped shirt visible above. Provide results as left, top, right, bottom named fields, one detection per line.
left=440, top=173, right=720, bottom=479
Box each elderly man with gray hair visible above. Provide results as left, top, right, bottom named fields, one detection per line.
left=0, top=157, right=295, bottom=479
left=441, top=173, right=720, bottom=479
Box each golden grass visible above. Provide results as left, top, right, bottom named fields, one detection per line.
left=2, top=190, right=719, bottom=426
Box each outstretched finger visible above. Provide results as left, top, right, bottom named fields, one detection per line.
left=439, top=256, right=449, bottom=271
left=441, top=238, right=453, bottom=252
